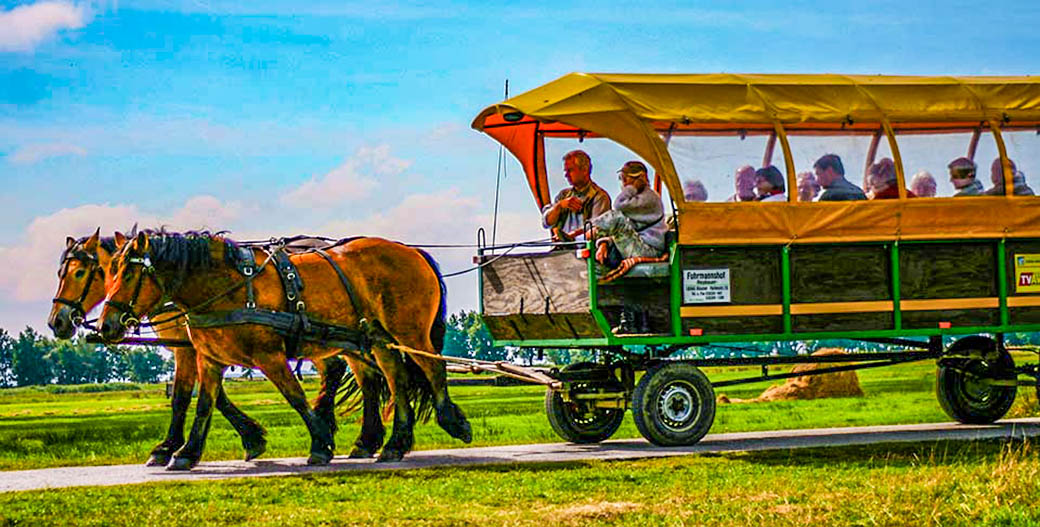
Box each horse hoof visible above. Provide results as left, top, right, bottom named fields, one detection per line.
left=243, top=439, right=267, bottom=461
left=166, top=456, right=197, bottom=471
left=146, top=453, right=171, bottom=467
left=347, top=447, right=376, bottom=459
left=376, top=450, right=404, bottom=463
left=307, top=451, right=333, bottom=466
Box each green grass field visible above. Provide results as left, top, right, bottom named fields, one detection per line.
left=2, top=356, right=1040, bottom=526
left=1, top=356, right=1037, bottom=472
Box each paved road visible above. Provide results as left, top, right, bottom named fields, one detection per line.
left=3, top=418, right=1039, bottom=493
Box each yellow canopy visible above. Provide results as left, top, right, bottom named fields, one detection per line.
left=473, top=73, right=1040, bottom=245
left=473, top=72, right=1040, bottom=208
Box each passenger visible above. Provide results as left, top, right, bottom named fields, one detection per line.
left=948, top=157, right=984, bottom=196
left=867, top=158, right=915, bottom=199
left=726, top=165, right=757, bottom=202
left=754, top=166, right=786, bottom=202
left=683, top=179, right=708, bottom=202
left=797, top=171, right=820, bottom=202
left=984, top=158, right=1035, bottom=196
left=542, top=149, right=612, bottom=242
left=591, top=161, right=667, bottom=269
left=909, top=171, right=937, bottom=198
left=813, top=154, right=867, bottom=201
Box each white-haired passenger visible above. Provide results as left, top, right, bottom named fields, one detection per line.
left=984, top=157, right=1035, bottom=196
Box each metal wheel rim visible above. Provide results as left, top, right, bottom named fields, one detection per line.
left=563, top=382, right=618, bottom=430
left=656, top=380, right=700, bottom=432
left=959, top=360, right=1003, bottom=406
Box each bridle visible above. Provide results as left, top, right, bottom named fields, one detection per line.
left=52, top=249, right=101, bottom=328
left=104, top=254, right=169, bottom=330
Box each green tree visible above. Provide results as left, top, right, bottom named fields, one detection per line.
left=121, top=346, right=170, bottom=383
left=0, top=329, right=14, bottom=388
left=12, top=327, right=51, bottom=386
left=47, top=339, right=93, bottom=385
left=443, top=311, right=506, bottom=361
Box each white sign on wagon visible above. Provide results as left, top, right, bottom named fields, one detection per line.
left=683, top=268, right=731, bottom=304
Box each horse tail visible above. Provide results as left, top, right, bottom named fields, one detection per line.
left=336, top=246, right=445, bottom=423
left=415, top=248, right=447, bottom=353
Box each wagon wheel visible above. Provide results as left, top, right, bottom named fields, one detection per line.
left=631, top=362, right=715, bottom=447
left=545, top=362, right=626, bottom=444
left=937, top=336, right=1017, bottom=424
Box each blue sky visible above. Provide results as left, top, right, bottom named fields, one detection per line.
left=2, top=0, right=1040, bottom=333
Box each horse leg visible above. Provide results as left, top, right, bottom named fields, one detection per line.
left=343, top=356, right=385, bottom=458
left=214, top=383, right=267, bottom=461
left=394, top=327, right=472, bottom=444
left=408, top=352, right=472, bottom=444
left=168, top=355, right=224, bottom=471
left=371, top=346, right=415, bottom=463
left=256, top=357, right=335, bottom=465
left=147, top=346, right=195, bottom=466
left=312, top=356, right=347, bottom=450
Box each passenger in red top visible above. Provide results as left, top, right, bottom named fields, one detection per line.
left=867, top=158, right=916, bottom=199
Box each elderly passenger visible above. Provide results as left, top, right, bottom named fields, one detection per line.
left=797, top=171, right=820, bottom=202
left=683, top=179, right=708, bottom=202
left=814, top=154, right=867, bottom=201
left=591, top=161, right=667, bottom=269
left=984, top=158, right=1035, bottom=196
left=542, top=149, right=612, bottom=242
left=948, top=157, right=984, bottom=197
left=727, top=165, right=757, bottom=202
left=867, top=158, right=915, bottom=199
left=754, top=166, right=786, bottom=201
left=910, top=171, right=937, bottom=198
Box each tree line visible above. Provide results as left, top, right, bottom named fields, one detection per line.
left=0, top=327, right=172, bottom=388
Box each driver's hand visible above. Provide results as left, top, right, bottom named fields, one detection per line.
left=560, top=196, right=583, bottom=212
left=596, top=243, right=608, bottom=264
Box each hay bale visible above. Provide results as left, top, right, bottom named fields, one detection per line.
left=757, top=348, right=864, bottom=401
left=718, top=348, right=864, bottom=403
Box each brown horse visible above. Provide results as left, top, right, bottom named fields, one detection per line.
left=47, top=229, right=278, bottom=465
left=99, top=230, right=470, bottom=469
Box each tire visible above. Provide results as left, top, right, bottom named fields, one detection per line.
left=937, top=336, right=1017, bottom=424
left=631, top=362, right=715, bottom=446
left=544, top=362, right=625, bottom=443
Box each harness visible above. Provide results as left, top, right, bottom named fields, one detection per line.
left=52, top=249, right=100, bottom=327
left=107, top=238, right=376, bottom=358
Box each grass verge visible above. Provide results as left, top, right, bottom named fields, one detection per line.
left=1, top=439, right=1038, bottom=526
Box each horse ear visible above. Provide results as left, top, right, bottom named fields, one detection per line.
left=83, top=229, right=100, bottom=251
left=129, top=223, right=138, bottom=239
left=134, top=231, right=149, bottom=253
left=114, top=231, right=127, bottom=248
left=65, top=236, right=76, bottom=248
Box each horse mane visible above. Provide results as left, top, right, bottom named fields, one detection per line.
left=135, top=229, right=242, bottom=280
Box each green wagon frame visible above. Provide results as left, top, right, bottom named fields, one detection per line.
left=471, top=73, right=1040, bottom=446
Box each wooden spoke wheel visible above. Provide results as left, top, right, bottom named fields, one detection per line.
left=631, top=363, right=715, bottom=446
left=937, top=336, right=1017, bottom=424
left=545, top=362, right=626, bottom=444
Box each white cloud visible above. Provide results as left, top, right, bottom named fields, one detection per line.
left=281, top=145, right=408, bottom=208
left=0, top=1, right=87, bottom=53
left=9, top=143, right=87, bottom=164
left=0, top=195, right=248, bottom=304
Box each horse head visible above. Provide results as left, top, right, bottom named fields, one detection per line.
left=48, top=228, right=128, bottom=339
left=100, top=231, right=167, bottom=342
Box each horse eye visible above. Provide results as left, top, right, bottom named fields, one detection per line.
left=74, top=269, right=86, bottom=279
left=123, top=267, right=134, bottom=277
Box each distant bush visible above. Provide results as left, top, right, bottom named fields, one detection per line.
left=0, top=382, right=146, bottom=397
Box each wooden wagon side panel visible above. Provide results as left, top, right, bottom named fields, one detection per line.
left=678, top=246, right=782, bottom=335
left=481, top=251, right=595, bottom=340
left=899, top=242, right=998, bottom=329
left=790, top=245, right=892, bottom=333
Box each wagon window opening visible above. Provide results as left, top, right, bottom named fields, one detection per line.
left=996, top=127, right=1040, bottom=197
left=541, top=136, right=674, bottom=208
left=894, top=130, right=999, bottom=198
left=784, top=129, right=892, bottom=201
left=664, top=131, right=777, bottom=203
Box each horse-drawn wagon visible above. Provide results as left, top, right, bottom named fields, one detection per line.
left=471, top=73, right=1040, bottom=446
